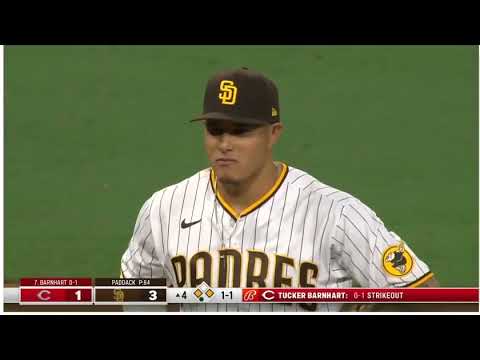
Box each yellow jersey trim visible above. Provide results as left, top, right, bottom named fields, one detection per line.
left=406, top=271, right=434, bottom=288
left=210, top=162, right=289, bottom=220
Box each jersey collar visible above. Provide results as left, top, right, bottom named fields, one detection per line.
left=210, top=162, right=289, bottom=220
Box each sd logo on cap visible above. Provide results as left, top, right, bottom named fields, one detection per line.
left=192, top=67, right=280, bottom=125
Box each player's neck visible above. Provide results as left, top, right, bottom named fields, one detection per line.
left=217, top=161, right=280, bottom=215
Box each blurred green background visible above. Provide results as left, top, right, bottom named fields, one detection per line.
left=5, top=45, right=478, bottom=286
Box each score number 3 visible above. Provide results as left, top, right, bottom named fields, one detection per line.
left=149, top=290, right=157, bottom=301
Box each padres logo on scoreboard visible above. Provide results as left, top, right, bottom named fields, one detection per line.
left=113, top=288, right=125, bottom=302
left=219, top=80, right=238, bottom=105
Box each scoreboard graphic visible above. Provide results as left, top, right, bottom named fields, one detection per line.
left=3, top=277, right=479, bottom=307
left=19, top=278, right=93, bottom=305
left=94, top=278, right=166, bottom=305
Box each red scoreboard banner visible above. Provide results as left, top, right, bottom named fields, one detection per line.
left=20, top=278, right=93, bottom=305
left=20, top=278, right=92, bottom=287
left=241, top=288, right=479, bottom=303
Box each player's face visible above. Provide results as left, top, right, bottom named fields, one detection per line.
left=203, top=119, right=283, bottom=184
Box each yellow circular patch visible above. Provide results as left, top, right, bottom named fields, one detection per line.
left=382, top=243, right=413, bottom=277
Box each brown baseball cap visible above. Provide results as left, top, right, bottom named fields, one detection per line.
left=191, top=67, right=280, bottom=125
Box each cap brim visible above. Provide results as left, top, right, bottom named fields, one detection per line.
left=190, top=112, right=269, bottom=125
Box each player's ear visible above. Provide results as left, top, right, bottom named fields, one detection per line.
left=270, top=122, right=283, bottom=146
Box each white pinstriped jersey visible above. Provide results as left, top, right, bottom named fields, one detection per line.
left=121, top=163, right=433, bottom=312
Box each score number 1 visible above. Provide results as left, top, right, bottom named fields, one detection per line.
left=72, top=289, right=91, bottom=302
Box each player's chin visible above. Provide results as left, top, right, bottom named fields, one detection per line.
left=215, top=172, right=239, bottom=185
left=213, top=167, right=241, bottom=185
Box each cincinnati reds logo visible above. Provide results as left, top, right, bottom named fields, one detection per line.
left=219, top=80, right=238, bottom=105
left=243, top=290, right=257, bottom=301
left=37, top=290, right=51, bottom=301
left=262, top=290, right=275, bottom=301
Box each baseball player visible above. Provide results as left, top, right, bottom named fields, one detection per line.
left=120, top=67, right=438, bottom=312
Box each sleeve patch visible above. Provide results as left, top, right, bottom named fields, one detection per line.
left=382, top=240, right=414, bottom=277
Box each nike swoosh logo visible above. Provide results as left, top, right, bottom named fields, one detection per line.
left=181, top=219, right=202, bottom=229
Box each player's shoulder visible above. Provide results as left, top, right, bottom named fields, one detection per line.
left=148, top=168, right=211, bottom=202
left=285, top=164, right=366, bottom=212
left=286, top=165, right=350, bottom=199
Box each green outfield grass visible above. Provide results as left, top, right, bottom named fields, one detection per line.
left=5, top=45, right=478, bottom=286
